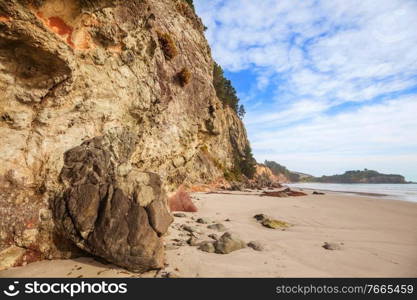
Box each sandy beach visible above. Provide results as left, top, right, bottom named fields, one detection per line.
left=1, top=189, right=416, bottom=278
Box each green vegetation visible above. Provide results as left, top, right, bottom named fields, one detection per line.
left=183, top=0, right=195, bottom=11
left=224, top=144, right=256, bottom=180
left=239, top=144, right=257, bottom=179
left=199, top=143, right=255, bottom=181
left=264, top=160, right=301, bottom=182
left=303, top=169, right=407, bottom=184
left=237, top=104, right=245, bottom=118
left=213, top=62, right=245, bottom=117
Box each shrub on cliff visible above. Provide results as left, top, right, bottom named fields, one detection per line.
left=183, top=0, right=195, bottom=11
left=238, top=104, right=246, bottom=118
left=157, top=31, right=178, bottom=60
left=225, top=144, right=257, bottom=180
left=177, top=67, right=191, bottom=87
left=239, top=144, right=257, bottom=179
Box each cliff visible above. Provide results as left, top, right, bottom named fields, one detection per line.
left=0, top=0, right=252, bottom=271
left=302, top=169, right=407, bottom=184
left=253, top=164, right=289, bottom=184
left=262, top=160, right=306, bottom=183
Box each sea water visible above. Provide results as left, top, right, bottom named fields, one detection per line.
left=286, top=183, right=417, bottom=203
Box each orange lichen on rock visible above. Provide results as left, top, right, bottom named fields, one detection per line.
left=33, top=1, right=96, bottom=50
left=47, top=16, right=74, bottom=46
left=0, top=15, right=11, bottom=23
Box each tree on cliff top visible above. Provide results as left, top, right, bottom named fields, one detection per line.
left=184, top=0, right=195, bottom=10
left=213, top=62, right=246, bottom=118
left=240, top=144, right=256, bottom=178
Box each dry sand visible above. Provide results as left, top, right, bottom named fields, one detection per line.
left=1, top=190, right=416, bottom=278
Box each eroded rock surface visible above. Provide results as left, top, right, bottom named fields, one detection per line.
left=54, top=131, right=173, bottom=271
left=0, top=0, right=252, bottom=270
left=53, top=130, right=172, bottom=272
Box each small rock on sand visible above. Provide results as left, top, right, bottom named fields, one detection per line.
left=254, top=214, right=290, bottom=230
left=261, top=218, right=290, bottom=230
left=174, top=213, right=187, bottom=218
left=253, top=214, right=268, bottom=222
left=165, top=244, right=180, bottom=251
left=323, top=242, right=342, bottom=250
left=313, top=191, right=325, bottom=195
left=207, top=223, right=227, bottom=232
left=208, top=233, right=219, bottom=240
left=247, top=241, right=264, bottom=251
left=214, top=232, right=246, bottom=254
left=198, top=241, right=215, bottom=253
left=182, top=225, right=200, bottom=234
left=166, top=271, right=181, bottom=278
left=196, top=218, right=210, bottom=224
left=187, top=237, right=200, bottom=246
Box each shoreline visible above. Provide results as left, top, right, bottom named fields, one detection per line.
left=1, top=189, right=416, bottom=278
left=287, top=183, right=417, bottom=203
left=289, top=186, right=390, bottom=198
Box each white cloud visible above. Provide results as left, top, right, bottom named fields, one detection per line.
left=250, top=95, right=417, bottom=180
left=195, top=0, right=417, bottom=180
left=196, top=0, right=417, bottom=100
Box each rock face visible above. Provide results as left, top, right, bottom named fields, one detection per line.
left=53, top=130, right=173, bottom=272
left=251, top=164, right=288, bottom=187
left=0, top=0, right=251, bottom=270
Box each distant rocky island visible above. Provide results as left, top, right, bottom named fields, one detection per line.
left=301, top=169, right=408, bottom=184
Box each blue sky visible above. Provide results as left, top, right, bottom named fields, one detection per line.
left=195, top=0, right=417, bottom=181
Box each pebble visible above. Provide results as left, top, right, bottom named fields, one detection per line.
left=182, top=225, right=200, bottom=234
left=198, top=241, right=216, bottom=253
left=322, top=242, right=342, bottom=250
left=207, top=223, right=227, bottom=232
left=196, top=217, right=210, bottom=224
left=208, top=233, right=219, bottom=240
left=187, top=236, right=200, bottom=246
left=247, top=241, right=264, bottom=251
left=174, top=213, right=187, bottom=218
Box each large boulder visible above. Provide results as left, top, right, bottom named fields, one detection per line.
left=214, top=232, right=246, bottom=254
left=53, top=130, right=173, bottom=272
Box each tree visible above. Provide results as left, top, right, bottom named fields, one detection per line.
left=238, top=104, right=246, bottom=119
left=213, top=62, right=240, bottom=112
left=184, top=0, right=195, bottom=10
left=239, top=144, right=256, bottom=179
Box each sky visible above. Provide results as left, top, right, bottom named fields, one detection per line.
left=194, top=0, right=417, bottom=181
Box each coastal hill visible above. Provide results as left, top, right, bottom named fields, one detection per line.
left=263, top=160, right=310, bottom=182
left=302, top=169, right=407, bottom=184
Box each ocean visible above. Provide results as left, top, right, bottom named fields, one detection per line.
left=286, top=183, right=417, bottom=203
